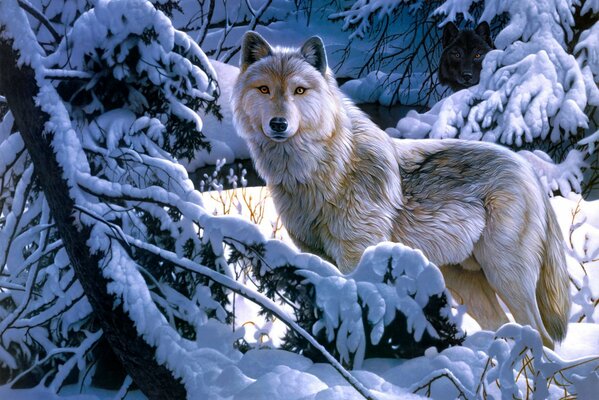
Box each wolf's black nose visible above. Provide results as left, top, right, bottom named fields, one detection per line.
left=462, top=72, right=473, bottom=82
left=269, top=117, right=288, bottom=133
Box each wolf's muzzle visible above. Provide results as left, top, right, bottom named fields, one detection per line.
left=269, top=117, right=288, bottom=133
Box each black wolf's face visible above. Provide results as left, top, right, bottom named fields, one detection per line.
left=439, top=22, right=494, bottom=91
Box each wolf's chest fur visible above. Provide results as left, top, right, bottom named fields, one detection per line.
left=264, top=127, right=403, bottom=271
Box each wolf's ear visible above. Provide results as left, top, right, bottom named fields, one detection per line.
left=442, top=22, right=459, bottom=48
left=475, top=21, right=493, bottom=47
left=240, top=31, right=273, bottom=72
left=300, top=36, right=328, bottom=75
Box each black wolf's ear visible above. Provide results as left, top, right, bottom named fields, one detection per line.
left=442, top=22, right=459, bottom=48
left=240, top=31, right=273, bottom=72
left=300, top=36, right=328, bottom=75
left=475, top=21, right=493, bottom=47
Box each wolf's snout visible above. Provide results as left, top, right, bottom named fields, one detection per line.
left=269, top=118, right=288, bottom=133
left=462, top=72, right=473, bottom=83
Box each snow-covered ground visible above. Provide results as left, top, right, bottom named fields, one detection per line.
left=195, top=188, right=599, bottom=399
left=7, top=189, right=598, bottom=400
left=1, top=0, right=598, bottom=399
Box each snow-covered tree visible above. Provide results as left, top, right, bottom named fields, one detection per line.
left=0, top=1, right=464, bottom=398
left=0, top=0, right=223, bottom=395
left=331, top=0, right=598, bottom=197
left=2, top=1, right=599, bottom=399
left=328, top=0, right=452, bottom=105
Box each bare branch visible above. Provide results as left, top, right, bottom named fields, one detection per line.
left=195, top=0, right=214, bottom=46
left=221, top=0, right=273, bottom=63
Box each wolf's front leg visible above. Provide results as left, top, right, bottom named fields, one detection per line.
left=335, top=242, right=368, bottom=274
left=333, top=229, right=396, bottom=273
left=287, top=232, right=336, bottom=266
left=291, top=232, right=376, bottom=274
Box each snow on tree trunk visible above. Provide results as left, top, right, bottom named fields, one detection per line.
left=0, top=0, right=228, bottom=396
left=0, top=39, right=186, bottom=399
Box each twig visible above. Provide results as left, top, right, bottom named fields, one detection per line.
left=195, top=0, right=214, bottom=47
left=44, top=68, right=93, bottom=80
left=411, top=369, right=474, bottom=399
left=221, top=0, right=273, bottom=63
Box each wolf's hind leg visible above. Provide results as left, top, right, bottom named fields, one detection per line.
left=439, top=262, right=509, bottom=331
left=474, top=237, right=555, bottom=348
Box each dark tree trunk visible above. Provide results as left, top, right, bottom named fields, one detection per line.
left=0, top=40, right=187, bottom=400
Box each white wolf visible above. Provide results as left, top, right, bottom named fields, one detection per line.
left=231, top=31, right=571, bottom=348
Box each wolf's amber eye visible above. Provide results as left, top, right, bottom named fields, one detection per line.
left=295, top=87, right=306, bottom=95
left=474, top=53, right=481, bottom=59
left=258, top=86, right=270, bottom=94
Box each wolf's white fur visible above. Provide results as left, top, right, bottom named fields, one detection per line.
left=231, top=32, right=571, bottom=348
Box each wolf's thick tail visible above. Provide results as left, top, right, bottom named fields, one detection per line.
left=536, top=197, right=571, bottom=342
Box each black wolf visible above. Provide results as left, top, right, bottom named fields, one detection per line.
left=439, top=22, right=494, bottom=91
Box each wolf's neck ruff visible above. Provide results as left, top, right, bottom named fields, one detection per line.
left=250, top=111, right=352, bottom=191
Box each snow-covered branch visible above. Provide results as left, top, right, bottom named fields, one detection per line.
left=2, top=1, right=599, bottom=399
left=17, top=0, right=60, bottom=44
left=389, top=0, right=599, bottom=196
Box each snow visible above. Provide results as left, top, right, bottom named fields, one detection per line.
left=180, top=60, right=250, bottom=171
left=518, top=149, right=586, bottom=196
left=1, top=0, right=599, bottom=399
left=1, top=0, right=228, bottom=396
left=555, top=322, right=599, bottom=360
left=433, top=0, right=479, bottom=24
left=329, top=0, right=409, bottom=40
left=193, top=188, right=599, bottom=398
left=236, top=365, right=329, bottom=399
left=386, top=0, right=599, bottom=196
left=340, top=71, right=442, bottom=106
left=186, top=189, right=599, bottom=399
left=552, top=195, right=599, bottom=324
left=575, top=20, right=599, bottom=81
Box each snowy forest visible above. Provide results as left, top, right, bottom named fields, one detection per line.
left=0, top=0, right=598, bottom=399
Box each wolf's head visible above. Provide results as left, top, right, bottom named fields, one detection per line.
left=231, top=32, right=341, bottom=146
left=438, top=22, right=494, bottom=91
